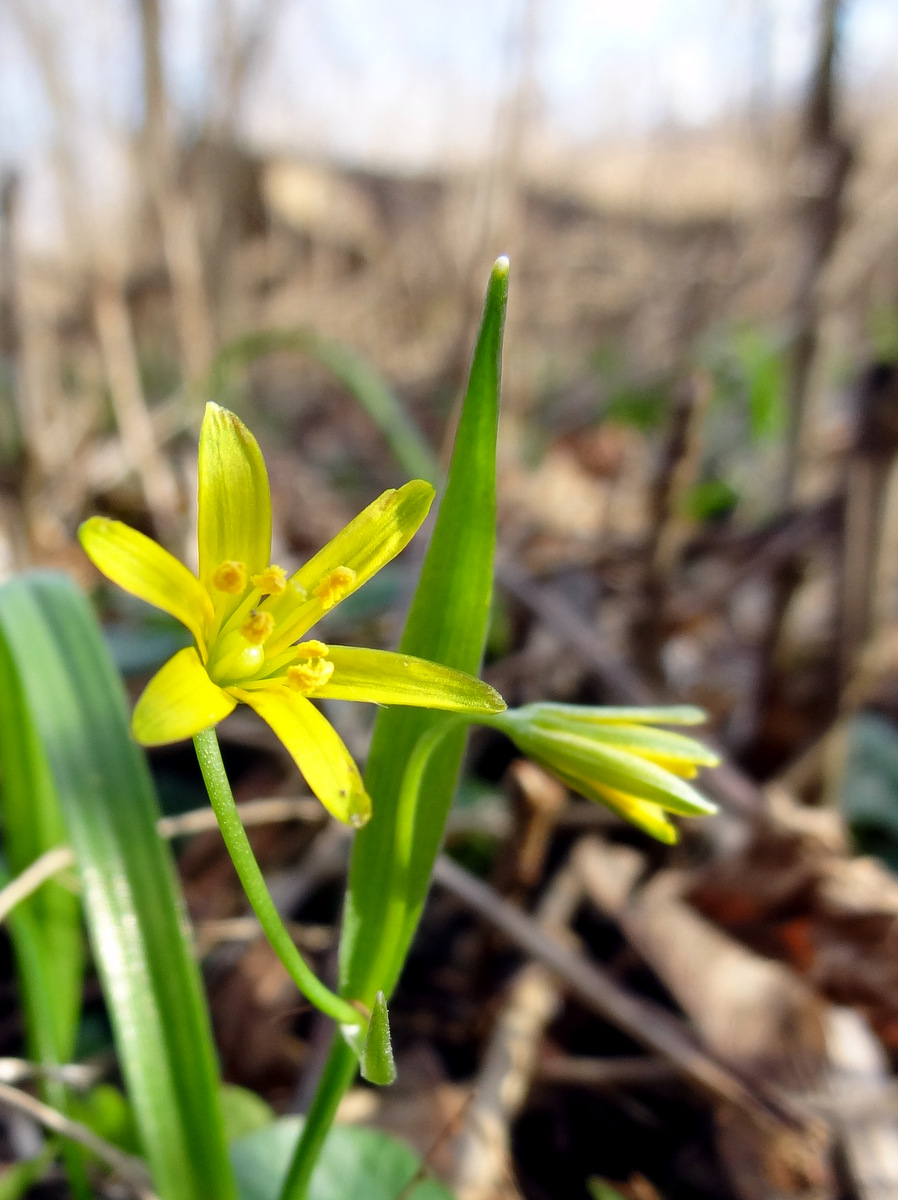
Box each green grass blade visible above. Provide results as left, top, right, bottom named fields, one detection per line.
left=0, top=572, right=237, bottom=1200
left=279, top=259, right=508, bottom=1200
left=0, top=640, right=83, bottom=1064
left=340, top=256, right=509, bottom=1002
left=209, top=329, right=439, bottom=484
left=0, top=619, right=88, bottom=1197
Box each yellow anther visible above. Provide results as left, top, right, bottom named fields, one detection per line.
left=313, top=566, right=357, bottom=611
left=251, top=565, right=287, bottom=595
left=240, top=610, right=275, bottom=645
left=294, top=640, right=328, bottom=658
left=286, top=657, right=335, bottom=694
left=212, top=561, right=247, bottom=594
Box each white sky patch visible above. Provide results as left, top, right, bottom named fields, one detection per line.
left=0, top=0, right=897, bottom=244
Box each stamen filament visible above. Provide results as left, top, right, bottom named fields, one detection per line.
left=212, top=585, right=264, bottom=645
left=248, top=644, right=310, bottom=680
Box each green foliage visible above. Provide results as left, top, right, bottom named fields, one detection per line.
left=342, top=257, right=508, bottom=1003
left=603, top=382, right=670, bottom=433
left=0, top=573, right=236, bottom=1200
left=0, top=1146, right=56, bottom=1200
left=220, top=1085, right=277, bottom=1144
left=870, top=303, right=898, bottom=362
left=591, top=346, right=670, bottom=434
left=232, top=1119, right=453, bottom=1200
left=67, top=1084, right=141, bottom=1157
left=360, top=991, right=396, bottom=1085
left=679, top=476, right=739, bottom=521
left=0, top=581, right=87, bottom=1196
left=586, top=1180, right=629, bottom=1200
left=707, top=326, right=786, bottom=442
left=279, top=258, right=509, bottom=1200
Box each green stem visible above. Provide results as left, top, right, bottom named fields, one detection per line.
left=192, top=727, right=362, bottom=1028
left=278, top=1037, right=358, bottom=1200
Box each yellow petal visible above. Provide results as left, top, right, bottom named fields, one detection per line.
left=79, top=517, right=213, bottom=657
left=132, top=647, right=236, bottom=745
left=234, top=685, right=371, bottom=827
left=533, top=753, right=678, bottom=842
left=197, top=403, right=272, bottom=600
left=264, top=481, right=434, bottom=652
left=317, top=646, right=506, bottom=713
left=553, top=765, right=678, bottom=844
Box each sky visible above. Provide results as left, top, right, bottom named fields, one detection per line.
left=1, top=0, right=897, bottom=243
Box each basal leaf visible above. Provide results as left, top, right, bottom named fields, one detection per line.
left=0, top=573, right=236, bottom=1200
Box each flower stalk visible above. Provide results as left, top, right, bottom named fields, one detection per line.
left=193, top=726, right=363, bottom=1029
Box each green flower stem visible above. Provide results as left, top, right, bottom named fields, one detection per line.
left=193, top=727, right=363, bottom=1028
left=278, top=1036, right=358, bottom=1200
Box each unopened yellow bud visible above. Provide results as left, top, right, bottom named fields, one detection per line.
left=251, top=565, right=287, bottom=595
left=287, top=657, right=335, bottom=693
left=313, top=566, right=357, bottom=610
left=240, top=611, right=275, bottom=645
left=212, top=561, right=247, bottom=594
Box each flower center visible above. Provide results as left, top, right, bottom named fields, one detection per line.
left=207, top=610, right=275, bottom=685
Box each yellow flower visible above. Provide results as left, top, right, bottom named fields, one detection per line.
left=488, top=703, right=718, bottom=843
left=79, top=403, right=505, bottom=827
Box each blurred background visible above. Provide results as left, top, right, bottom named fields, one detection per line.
left=5, top=3, right=898, bottom=1197
left=4, top=0, right=898, bottom=763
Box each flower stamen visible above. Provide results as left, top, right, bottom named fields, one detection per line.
left=212, top=561, right=247, bottom=593
left=313, top=566, right=356, bottom=611
left=251, top=565, right=287, bottom=596
left=287, top=656, right=335, bottom=694
left=241, top=610, right=275, bottom=645
left=295, top=639, right=328, bottom=658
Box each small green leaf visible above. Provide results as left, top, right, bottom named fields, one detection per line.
left=220, top=1086, right=276, bottom=1144
left=360, top=992, right=396, bottom=1086
left=587, top=1180, right=630, bottom=1200
left=67, top=1084, right=141, bottom=1157
left=0, top=1146, right=56, bottom=1200
left=233, top=1119, right=454, bottom=1200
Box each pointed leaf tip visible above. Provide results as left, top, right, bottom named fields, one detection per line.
left=360, top=991, right=396, bottom=1086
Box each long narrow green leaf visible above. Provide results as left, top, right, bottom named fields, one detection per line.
left=0, top=638, right=83, bottom=1063
left=341, top=256, right=509, bottom=1002
left=0, top=573, right=236, bottom=1200
left=280, top=259, right=508, bottom=1200
left=0, top=618, right=87, bottom=1196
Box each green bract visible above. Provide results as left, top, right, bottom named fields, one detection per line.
left=488, top=703, right=719, bottom=843
left=79, top=402, right=505, bottom=827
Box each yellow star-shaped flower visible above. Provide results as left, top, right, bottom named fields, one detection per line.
left=79, top=403, right=505, bottom=827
